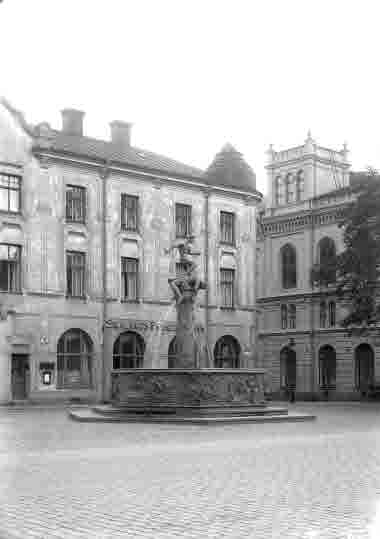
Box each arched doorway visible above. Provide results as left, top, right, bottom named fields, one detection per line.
left=214, top=336, right=240, bottom=368
left=280, top=346, right=296, bottom=390
left=319, top=345, right=336, bottom=390
left=168, top=337, right=177, bottom=368
left=355, top=343, right=374, bottom=394
left=57, top=329, right=93, bottom=389
left=113, top=331, right=145, bottom=369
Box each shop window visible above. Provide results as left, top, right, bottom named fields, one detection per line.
left=57, top=329, right=93, bottom=388
left=113, top=331, right=145, bottom=369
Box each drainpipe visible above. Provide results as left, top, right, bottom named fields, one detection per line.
left=204, top=189, right=210, bottom=366
left=310, top=157, right=317, bottom=400
left=101, top=160, right=110, bottom=402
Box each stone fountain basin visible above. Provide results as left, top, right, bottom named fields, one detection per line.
left=111, top=369, right=267, bottom=412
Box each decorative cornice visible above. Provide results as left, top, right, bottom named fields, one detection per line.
left=32, top=150, right=262, bottom=201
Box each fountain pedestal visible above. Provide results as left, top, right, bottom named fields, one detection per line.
left=110, top=368, right=267, bottom=414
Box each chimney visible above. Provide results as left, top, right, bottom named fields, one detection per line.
left=61, top=108, right=85, bottom=136
left=110, top=120, right=132, bottom=150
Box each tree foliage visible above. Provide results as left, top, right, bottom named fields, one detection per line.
left=311, top=169, right=380, bottom=331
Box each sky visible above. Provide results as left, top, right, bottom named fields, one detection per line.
left=1, top=0, right=379, bottom=194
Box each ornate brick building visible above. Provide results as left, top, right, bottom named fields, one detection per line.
left=0, top=99, right=261, bottom=403
left=257, top=133, right=379, bottom=400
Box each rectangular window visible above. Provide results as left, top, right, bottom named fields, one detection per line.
left=0, top=244, right=21, bottom=292
left=220, top=269, right=235, bottom=308
left=121, top=194, right=139, bottom=231
left=121, top=257, right=138, bottom=301
left=0, top=173, right=21, bottom=213
left=66, top=251, right=86, bottom=297
left=175, top=203, right=192, bottom=237
left=66, top=185, right=86, bottom=223
left=288, top=304, right=296, bottom=329
left=281, top=304, right=288, bottom=329
left=220, top=211, right=235, bottom=245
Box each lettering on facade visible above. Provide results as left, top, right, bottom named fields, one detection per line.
left=104, top=319, right=175, bottom=333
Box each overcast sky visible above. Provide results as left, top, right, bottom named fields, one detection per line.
left=1, top=0, right=379, bottom=193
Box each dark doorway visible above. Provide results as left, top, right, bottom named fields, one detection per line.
left=355, top=343, right=374, bottom=395
left=280, top=346, right=296, bottom=400
left=214, top=336, right=240, bottom=368
left=319, top=345, right=337, bottom=389
left=11, top=354, right=30, bottom=400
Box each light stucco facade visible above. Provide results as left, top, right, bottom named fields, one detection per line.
left=0, top=100, right=261, bottom=404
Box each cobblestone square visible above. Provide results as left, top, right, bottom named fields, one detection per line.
left=1, top=403, right=380, bottom=538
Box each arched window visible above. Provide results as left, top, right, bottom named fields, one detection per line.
left=214, top=336, right=240, bottom=368
left=113, top=331, right=145, bottom=369
left=319, top=345, right=336, bottom=389
left=355, top=343, right=374, bottom=393
left=275, top=176, right=284, bottom=206
left=280, top=346, right=296, bottom=389
left=289, top=304, right=296, bottom=329
left=168, top=337, right=177, bottom=368
left=281, top=304, right=288, bottom=329
left=281, top=244, right=297, bottom=289
left=296, top=170, right=305, bottom=201
left=320, top=301, right=327, bottom=328
left=318, top=237, right=336, bottom=283
left=285, top=173, right=294, bottom=204
left=57, top=329, right=93, bottom=389
left=328, top=301, right=336, bottom=327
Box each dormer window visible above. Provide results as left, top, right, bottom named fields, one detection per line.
left=0, top=173, right=21, bottom=213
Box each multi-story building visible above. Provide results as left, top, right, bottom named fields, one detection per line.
left=257, top=132, right=379, bottom=400
left=0, top=99, right=261, bottom=404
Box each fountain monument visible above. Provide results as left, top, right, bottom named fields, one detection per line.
left=70, top=237, right=315, bottom=423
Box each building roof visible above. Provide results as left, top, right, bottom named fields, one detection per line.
left=1, top=97, right=261, bottom=196
left=204, top=143, right=259, bottom=195
left=32, top=129, right=204, bottom=180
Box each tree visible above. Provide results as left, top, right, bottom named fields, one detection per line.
left=311, top=169, right=380, bottom=332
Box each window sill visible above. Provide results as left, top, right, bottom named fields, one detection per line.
left=220, top=241, right=236, bottom=248
left=121, top=299, right=139, bottom=304
left=65, top=220, right=87, bottom=226
left=121, top=228, right=139, bottom=234
left=220, top=306, right=236, bottom=311
left=0, top=289, right=22, bottom=295
left=0, top=210, right=22, bottom=217
left=65, top=295, right=87, bottom=301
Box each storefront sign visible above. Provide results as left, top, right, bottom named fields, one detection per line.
left=104, top=319, right=175, bottom=333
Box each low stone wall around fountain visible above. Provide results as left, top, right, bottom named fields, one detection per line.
left=111, top=369, right=266, bottom=410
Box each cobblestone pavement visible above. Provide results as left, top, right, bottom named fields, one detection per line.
left=1, top=403, right=380, bottom=538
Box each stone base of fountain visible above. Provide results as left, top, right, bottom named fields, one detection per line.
left=69, top=369, right=316, bottom=424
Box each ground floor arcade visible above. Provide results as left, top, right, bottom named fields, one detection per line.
left=259, top=329, right=380, bottom=400
left=0, top=306, right=255, bottom=404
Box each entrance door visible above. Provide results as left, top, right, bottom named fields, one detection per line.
left=280, top=347, right=296, bottom=389
left=355, top=344, right=374, bottom=394
left=11, top=354, right=30, bottom=400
